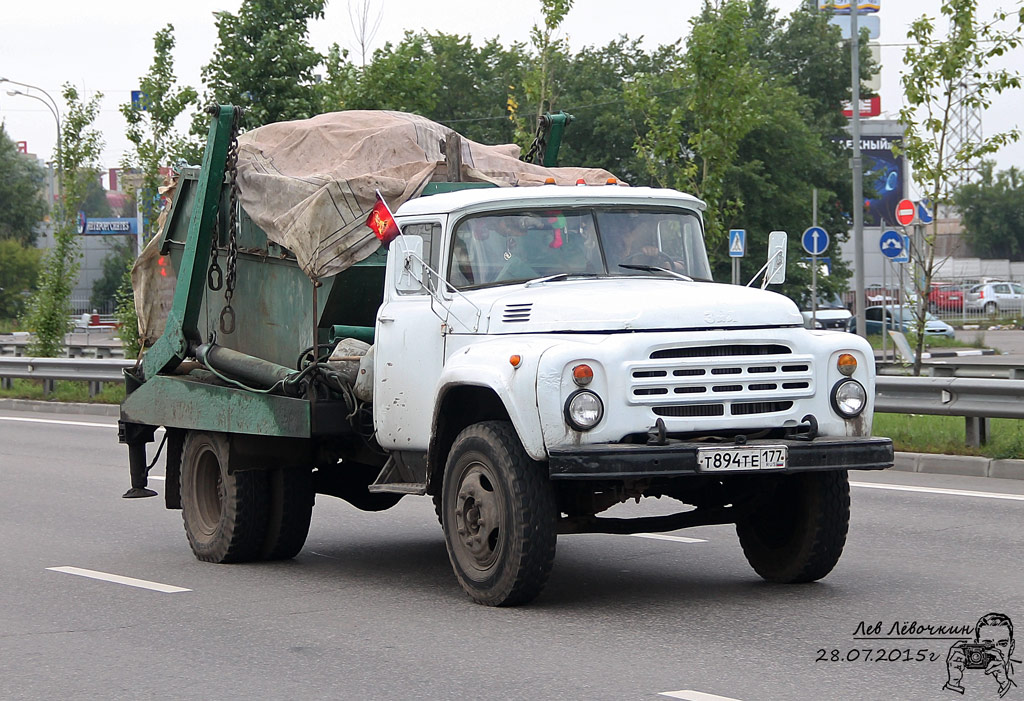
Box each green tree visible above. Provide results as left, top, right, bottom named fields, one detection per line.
left=0, top=124, right=48, bottom=246
left=555, top=38, right=679, bottom=183
left=23, top=84, right=104, bottom=357
left=509, top=0, right=574, bottom=151
left=82, top=178, right=112, bottom=218
left=630, top=0, right=764, bottom=246
left=957, top=162, right=1024, bottom=259
left=90, top=239, right=136, bottom=311
left=343, top=32, right=442, bottom=114
left=0, top=238, right=42, bottom=320
left=200, top=0, right=327, bottom=130
left=628, top=1, right=862, bottom=304
left=897, top=0, right=1022, bottom=374
left=122, top=23, right=199, bottom=233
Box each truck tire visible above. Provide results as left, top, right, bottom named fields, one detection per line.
left=180, top=431, right=269, bottom=563
left=735, top=470, right=850, bottom=584
left=261, top=467, right=314, bottom=561
left=441, top=421, right=557, bottom=606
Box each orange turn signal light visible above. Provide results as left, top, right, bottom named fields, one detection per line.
left=837, top=353, right=857, bottom=376
left=572, top=364, right=594, bottom=386
left=510, top=354, right=522, bottom=368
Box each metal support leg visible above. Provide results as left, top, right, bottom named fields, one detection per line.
left=965, top=417, right=989, bottom=448
left=119, top=421, right=158, bottom=498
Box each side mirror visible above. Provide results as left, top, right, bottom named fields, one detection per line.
left=394, top=235, right=425, bottom=293
left=766, top=231, right=787, bottom=286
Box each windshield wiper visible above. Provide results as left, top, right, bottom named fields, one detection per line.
left=618, top=264, right=693, bottom=281
left=524, top=273, right=601, bottom=287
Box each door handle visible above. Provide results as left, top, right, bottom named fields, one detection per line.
left=379, top=315, right=395, bottom=323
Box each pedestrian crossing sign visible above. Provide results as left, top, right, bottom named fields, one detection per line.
left=729, top=229, right=746, bottom=258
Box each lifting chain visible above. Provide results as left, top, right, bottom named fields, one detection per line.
left=522, top=114, right=550, bottom=166
left=216, top=106, right=243, bottom=335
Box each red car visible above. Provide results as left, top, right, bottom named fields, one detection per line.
left=928, top=284, right=964, bottom=312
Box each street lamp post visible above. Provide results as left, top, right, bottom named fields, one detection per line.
left=1, top=78, right=63, bottom=220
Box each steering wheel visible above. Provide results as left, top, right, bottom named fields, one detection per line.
left=623, top=249, right=677, bottom=270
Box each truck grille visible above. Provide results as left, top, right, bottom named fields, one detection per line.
left=629, top=343, right=813, bottom=417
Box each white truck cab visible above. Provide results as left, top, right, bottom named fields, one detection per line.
left=369, top=184, right=892, bottom=605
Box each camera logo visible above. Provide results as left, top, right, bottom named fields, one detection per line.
left=945, top=613, right=1018, bottom=697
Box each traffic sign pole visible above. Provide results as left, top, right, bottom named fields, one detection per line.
left=812, top=189, right=818, bottom=327
left=728, top=229, right=745, bottom=285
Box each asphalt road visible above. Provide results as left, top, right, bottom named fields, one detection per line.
left=2, top=408, right=1022, bottom=701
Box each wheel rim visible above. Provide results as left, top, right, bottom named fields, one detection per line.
left=193, top=447, right=225, bottom=537
left=451, top=458, right=506, bottom=580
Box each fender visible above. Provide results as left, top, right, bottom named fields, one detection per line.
left=434, top=337, right=560, bottom=460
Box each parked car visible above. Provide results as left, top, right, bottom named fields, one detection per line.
left=964, top=281, right=1024, bottom=314
left=801, top=294, right=853, bottom=330
left=927, top=283, right=964, bottom=312
left=847, top=305, right=955, bottom=339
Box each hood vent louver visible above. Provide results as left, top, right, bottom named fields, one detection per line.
left=502, top=303, right=533, bottom=323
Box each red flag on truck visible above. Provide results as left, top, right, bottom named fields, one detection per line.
left=366, top=190, right=400, bottom=246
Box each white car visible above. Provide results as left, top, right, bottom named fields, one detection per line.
left=801, top=295, right=852, bottom=330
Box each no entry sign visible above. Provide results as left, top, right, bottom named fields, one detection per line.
left=895, top=199, right=916, bottom=226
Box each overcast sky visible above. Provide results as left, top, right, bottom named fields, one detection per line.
left=2, top=0, right=1022, bottom=199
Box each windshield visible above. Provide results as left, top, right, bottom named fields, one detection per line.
left=447, top=207, right=711, bottom=289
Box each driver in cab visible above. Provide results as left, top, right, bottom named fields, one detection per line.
left=606, top=212, right=686, bottom=274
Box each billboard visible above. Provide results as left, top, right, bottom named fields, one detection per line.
left=80, top=217, right=139, bottom=235
left=836, top=132, right=905, bottom=228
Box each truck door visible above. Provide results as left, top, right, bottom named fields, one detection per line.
left=373, top=221, right=444, bottom=451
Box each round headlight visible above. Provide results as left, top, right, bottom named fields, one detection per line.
left=831, top=379, right=867, bottom=418
left=565, top=390, right=604, bottom=431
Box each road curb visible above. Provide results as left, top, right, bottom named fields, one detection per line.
left=890, top=451, right=1024, bottom=480
left=2, top=399, right=1021, bottom=481
left=0, top=398, right=119, bottom=417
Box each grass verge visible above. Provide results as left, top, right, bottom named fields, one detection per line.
left=874, top=413, right=1024, bottom=460
left=0, top=378, right=124, bottom=404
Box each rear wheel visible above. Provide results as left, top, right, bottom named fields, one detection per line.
left=261, top=467, right=314, bottom=560
left=180, top=431, right=268, bottom=563
left=985, top=301, right=998, bottom=315
left=442, top=421, right=557, bottom=606
left=736, top=470, right=850, bottom=583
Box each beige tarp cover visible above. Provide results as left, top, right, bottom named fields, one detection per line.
left=134, top=110, right=616, bottom=344
left=235, top=110, right=616, bottom=279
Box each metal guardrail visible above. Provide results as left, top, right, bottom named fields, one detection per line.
left=1, top=358, right=1021, bottom=446
left=875, top=376, right=1024, bottom=418
left=0, top=357, right=134, bottom=382
left=875, top=375, right=1024, bottom=447
left=0, top=335, right=124, bottom=359
left=0, top=357, right=134, bottom=397
left=878, top=361, right=1024, bottom=379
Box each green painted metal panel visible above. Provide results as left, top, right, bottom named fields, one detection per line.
left=142, top=107, right=236, bottom=382
left=121, top=375, right=311, bottom=437
left=421, top=182, right=497, bottom=196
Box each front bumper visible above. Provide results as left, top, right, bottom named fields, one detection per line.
left=548, top=436, right=893, bottom=480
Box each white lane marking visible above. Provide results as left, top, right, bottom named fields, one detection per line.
left=660, top=691, right=742, bottom=701
left=0, top=416, right=115, bottom=429
left=630, top=533, right=707, bottom=544
left=851, top=481, right=1024, bottom=502
left=47, top=566, right=190, bottom=593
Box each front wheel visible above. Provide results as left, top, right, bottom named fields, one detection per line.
left=735, top=470, right=850, bottom=583
left=442, top=421, right=558, bottom=606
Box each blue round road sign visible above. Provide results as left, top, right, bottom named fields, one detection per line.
left=802, top=226, right=829, bottom=256
left=879, top=229, right=903, bottom=258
